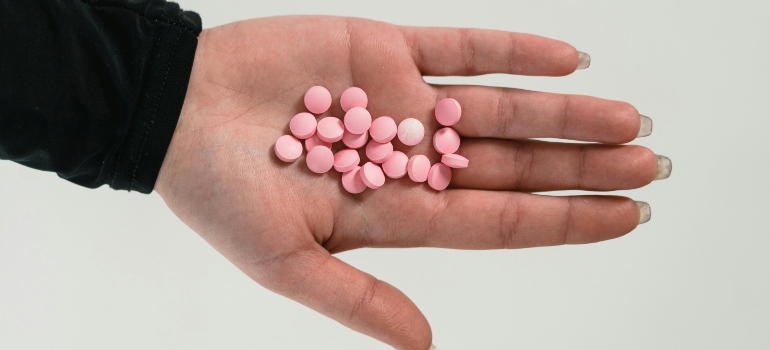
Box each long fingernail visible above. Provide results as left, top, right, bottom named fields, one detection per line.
left=636, top=201, right=651, bottom=224
left=429, top=344, right=438, bottom=350
left=577, top=51, right=591, bottom=69
left=654, top=155, right=672, bottom=180
left=637, top=115, right=653, bottom=137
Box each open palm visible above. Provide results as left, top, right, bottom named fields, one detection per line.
left=155, top=15, right=665, bottom=350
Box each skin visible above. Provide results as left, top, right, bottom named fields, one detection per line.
left=154, top=16, right=659, bottom=350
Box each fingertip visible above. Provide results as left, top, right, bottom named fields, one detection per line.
left=631, top=146, right=661, bottom=186
left=568, top=196, right=640, bottom=244
left=536, top=38, right=581, bottom=76
left=605, top=102, right=642, bottom=144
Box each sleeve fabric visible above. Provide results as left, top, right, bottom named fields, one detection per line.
left=0, top=0, right=202, bottom=194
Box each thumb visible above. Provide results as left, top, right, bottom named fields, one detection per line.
left=257, top=244, right=433, bottom=350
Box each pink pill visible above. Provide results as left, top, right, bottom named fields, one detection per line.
left=406, top=155, right=431, bottom=182
left=305, top=134, right=332, bottom=152
left=341, top=166, right=367, bottom=194
left=344, top=107, right=372, bottom=135
left=382, top=151, right=408, bottom=179
left=360, top=162, right=386, bottom=189
left=433, top=127, right=461, bottom=154
left=304, top=86, right=332, bottom=114
left=290, top=112, right=317, bottom=139
left=334, top=149, right=360, bottom=173
left=340, top=87, right=368, bottom=112
left=306, top=145, right=334, bottom=174
left=342, top=130, right=368, bottom=149
left=365, top=140, right=393, bottom=164
left=370, top=116, right=397, bottom=143
left=274, top=135, right=303, bottom=163
left=435, top=98, right=462, bottom=126
left=317, top=117, right=344, bottom=143
left=441, top=154, right=469, bottom=168
left=397, top=118, right=424, bottom=146
left=427, top=163, right=452, bottom=191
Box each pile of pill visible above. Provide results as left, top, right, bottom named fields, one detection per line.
left=274, top=86, right=469, bottom=194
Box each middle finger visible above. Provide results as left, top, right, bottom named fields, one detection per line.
left=451, top=139, right=659, bottom=192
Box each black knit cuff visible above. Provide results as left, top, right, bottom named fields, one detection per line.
left=108, top=2, right=201, bottom=193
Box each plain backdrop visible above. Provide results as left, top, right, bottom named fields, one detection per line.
left=2, top=0, right=769, bottom=349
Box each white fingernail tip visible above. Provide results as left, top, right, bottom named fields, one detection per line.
left=654, top=155, right=672, bottom=180
left=638, top=115, right=653, bottom=138
left=636, top=201, right=651, bottom=224
left=577, top=51, right=591, bottom=69
left=430, top=344, right=439, bottom=350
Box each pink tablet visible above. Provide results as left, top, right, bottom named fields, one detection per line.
left=406, top=155, right=431, bottom=182
left=341, top=166, right=367, bottom=194
left=382, top=151, right=408, bottom=179
left=306, top=146, right=334, bottom=174
left=433, top=127, right=461, bottom=154
left=370, top=116, right=397, bottom=143
left=304, top=86, right=332, bottom=114
left=344, top=107, right=372, bottom=135
left=317, top=117, right=345, bottom=143
left=360, top=162, right=386, bottom=189
left=340, top=87, right=368, bottom=112
left=305, top=134, right=332, bottom=152
left=435, top=98, right=461, bottom=126
left=274, top=135, right=303, bottom=163
left=334, top=149, right=360, bottom=173
left=397, top=118, right=424, bottom=146
left=289, top=112, right=317, bottom=139
left=342, top=130, right=368, bottom=149
left=427, top=163, right=452, bottom=191
left=365, top=140, right=394, bottom=164
left=441, top=154, right=469, bottom=168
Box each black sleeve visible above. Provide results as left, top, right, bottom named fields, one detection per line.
left=0, top=0, right=202, bottom=194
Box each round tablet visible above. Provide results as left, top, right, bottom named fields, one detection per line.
left=397, top=118, right=424, bottom=146
left=435, top=98, right=462, bottom=126
left=306, top=146, right=334, bottom=174
left=342, top=130, right=368, bottom=149
left=305, top=134, right=332, bottom=152
left=433, top=127, right=461, bottom=154
left=290, top=112, right=317, bottom=139
left=370, top=116, right=397, bottom=143
left=317, top=117, right=344, bottom=143
left=340, top=87, right=368, bottom=112
left=334, top=149, right=360, bottom=173
left=344, top=107, right=372, bottom=135
left=441, top=154, right=469, bottom=168
left=360, top=162, right=386, bottom=189
left=341, top=166, right=367, bottom=194
left=365, top=140, right=393, bottom=164
left=427, top=163, right=452, bottom=191
left=382, top=151, right=408, bottom=179
left=407, top=155, right=431, bottom=182
left=304, top=86, right=332, bottom=114
left=274, top=135, right=303, bottom=163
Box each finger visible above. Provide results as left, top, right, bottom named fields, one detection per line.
left=451, top=139, right=659, bottom=191
left=366, top=191, right=642, bottom=250
left=400, top=26, right=580, bottom=76
left=435, top=85, right=644, bottom=143
left=257, top=244, right=432, bottom=350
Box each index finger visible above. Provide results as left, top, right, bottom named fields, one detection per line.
left=400, top=26, right=587, bottom=77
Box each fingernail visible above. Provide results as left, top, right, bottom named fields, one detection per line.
left=636, top=201, right=651, bottom=224
left=637, top=115, right=653, bottom=138
left=577, top=51, right=591, bottom=69
left=430, top=344, right=439, bottom=350
left=654, top=155, right=672, bottom=180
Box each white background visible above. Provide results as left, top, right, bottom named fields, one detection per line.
left=2, top=0, right=769, bottom=349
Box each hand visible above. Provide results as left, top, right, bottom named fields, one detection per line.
left=155, top=15, right=665, bottom=350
